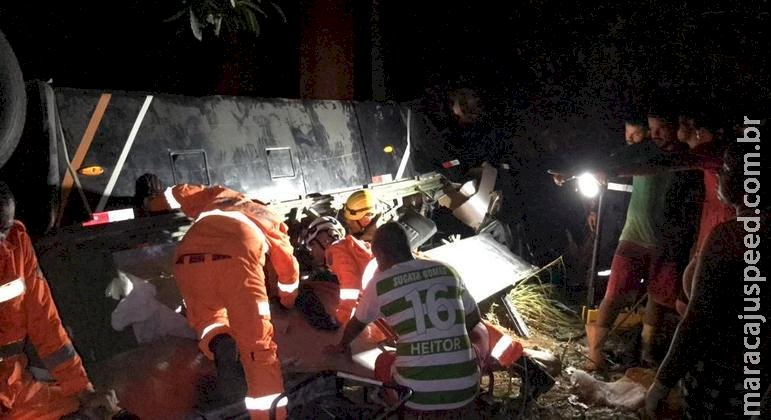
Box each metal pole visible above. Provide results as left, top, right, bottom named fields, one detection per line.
left=586, top=190, right=605, bottom=308
left=500, top=294, right=530, bottom=338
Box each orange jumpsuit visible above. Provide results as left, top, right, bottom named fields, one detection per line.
left=325, top=235, right=373, bottom=325
left=1, top=221, right=92, bottom=419
left=171, top=185, right=299, bottom=420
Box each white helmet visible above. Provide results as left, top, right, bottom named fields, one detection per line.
left=305, top=216, right=346, bottom=249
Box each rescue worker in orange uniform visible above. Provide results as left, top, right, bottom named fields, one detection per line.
left=0, top=182, right=118, bottom=419
left=304, top=216, right=347, bottom=271
left=326, top=190, right=381, bottom=325
left=164, top=184, right=299, bottom=420
left=291, top=216, right=348, bottom=330
left=133, top=172, right=168, bottom=217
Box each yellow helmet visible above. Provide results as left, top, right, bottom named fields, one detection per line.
left=343, top=189, right=377, bottom=222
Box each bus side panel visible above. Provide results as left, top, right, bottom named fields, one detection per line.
left=354, top=102, right=415, bottom=182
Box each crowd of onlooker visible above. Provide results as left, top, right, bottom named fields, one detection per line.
left=553, top=101, right=768, bottom=419
left=406, top=85, right=769, bottom=417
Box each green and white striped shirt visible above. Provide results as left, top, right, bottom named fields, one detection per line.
left=356, top=259, right=479, bottom=411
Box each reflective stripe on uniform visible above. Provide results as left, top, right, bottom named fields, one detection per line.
left=196, top=209, right=298, bottom=294
left=0, top=278, right=25, bottom=303
left=164, top=187, right=181, bottom=209
left=196, top=209, right=270, bottom=254
left=490, top=334, right=514, bottom=361
left=244, top=393, right=288, bottom=411
left=200, top=322, right=227, bottom=340
left=277, top=280, right=299, bottom=293
left=339, top=288, right=360, bottom=300
left=42, top=343, right=77, bottom=370
left=257, top=301, right=271, bottom=316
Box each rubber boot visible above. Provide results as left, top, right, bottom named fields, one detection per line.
left=511, top=356, right=555, bottom=402
left=585, top=324, right=609, bottom=371
left=209, top=334, right=248, bottom=405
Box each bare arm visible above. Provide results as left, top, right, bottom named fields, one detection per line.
left=553, top=143, right=721, bottom=181
left=325, top=317, right=369, bottom=354
left=609, top=151, right=722, bottom=177
left=655, top=222, right=736, bottom=387
left=465, top=306, right=481, bottom=335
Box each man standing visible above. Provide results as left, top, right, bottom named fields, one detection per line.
left=0, top=182, right=117, bottom=419
left=585, top=109, right=701, bottom=370
left=167, top=184, right=299, bottom=420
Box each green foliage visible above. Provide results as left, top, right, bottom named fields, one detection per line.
left=482, top=257, right=582, bottom=337
left=168, top=0, right=286, bottom=41
left=508, top=258, right=581, bottom=332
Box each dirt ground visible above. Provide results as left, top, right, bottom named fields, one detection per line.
left=471, top=296, right=648, bottom=420
left=490, top=328, right=644, bottom=419
left=285, top=257, right=652, bottom=419
left=293, top=314, right=646, bottom=420
left=284, top=298, right=650, bottom=420
left=357, top=322, right=646, bottom=420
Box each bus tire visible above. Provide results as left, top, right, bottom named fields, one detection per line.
left=0, top=28, right=27, bottom=169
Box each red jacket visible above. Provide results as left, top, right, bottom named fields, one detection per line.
left=1, top=221, right=91, bottom=409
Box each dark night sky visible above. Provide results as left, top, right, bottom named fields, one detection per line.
left=0, top=1, right=298, bottom=96
left=1, top=0, right=769, bottom=153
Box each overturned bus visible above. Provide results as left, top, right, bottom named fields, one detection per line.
left=1, top=31, right=537, bottom=419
